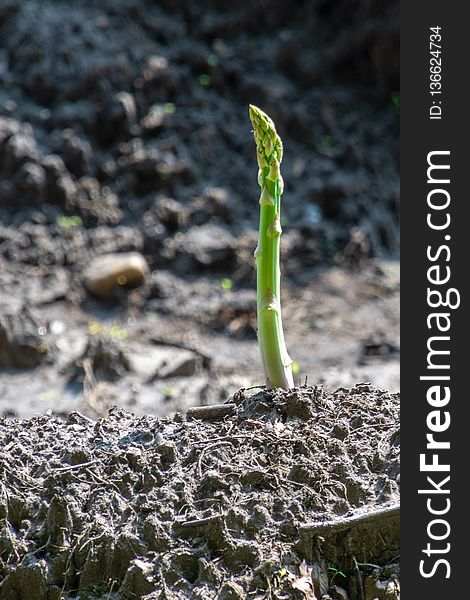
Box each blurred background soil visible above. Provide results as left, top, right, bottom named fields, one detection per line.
left=0, top=0, right=399, bottom=419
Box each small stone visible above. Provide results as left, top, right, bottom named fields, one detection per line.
left=82, top=252, right=149, bottom=298
left=168, top=224, right=237, bottom=273
left=126, top=344, right=200, bottom=380
left=140, top=104, right=166, bottom=130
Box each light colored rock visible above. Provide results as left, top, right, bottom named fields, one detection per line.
left=55, top=328, right=88, bottom=370
left=82, top=252, right=149, bottom=298
left=126, top=343, right=200, bottom=381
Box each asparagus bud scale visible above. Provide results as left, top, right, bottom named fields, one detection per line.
left=249, top=105, right=294, bottom=390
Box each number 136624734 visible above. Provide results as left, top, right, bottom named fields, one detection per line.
left=429, top=26, right=442, bottom=120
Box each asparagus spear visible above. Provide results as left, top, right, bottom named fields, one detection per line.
left=249, top=105, right=294, bottom=390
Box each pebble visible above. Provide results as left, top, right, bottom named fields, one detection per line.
left=82, top=252, right=149, bottom=298
left=126, top=344, right=200, bottom=381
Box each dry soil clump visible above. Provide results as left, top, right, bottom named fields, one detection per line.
left=0, top=384, right=399, bottom=599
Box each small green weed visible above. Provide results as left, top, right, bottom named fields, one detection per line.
left=162, top=387, right=175, bottom=399
left=273, top=567, right=288, bottom=588
left=328, top=565, right=347, bottom=585
left=221, top=277, right=233, bottom=291
left=38, top=389, right=59, bottom=402
left=56, top=215, right=82, bottom=229
left=87, top=321, right=127, bottom=340
left=199, top=74, right=212, bottom=87
left=291, top=361, right=300, bottom=375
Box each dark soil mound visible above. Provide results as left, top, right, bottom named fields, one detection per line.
left=0, top=0, right=399, bottom=255
left=0, top=384, right=399, bottom=599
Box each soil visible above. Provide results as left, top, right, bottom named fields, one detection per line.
left=0, top=1, right=400, bottom=598
left=0, top=385, right=399, bottom=600
left=0, top=0, right=399, bottom=419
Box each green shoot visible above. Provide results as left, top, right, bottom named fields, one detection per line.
left=249, top=105, right=294, bottom=390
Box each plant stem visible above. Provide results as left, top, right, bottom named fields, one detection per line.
left=249, top=105, right=294, bottom=390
